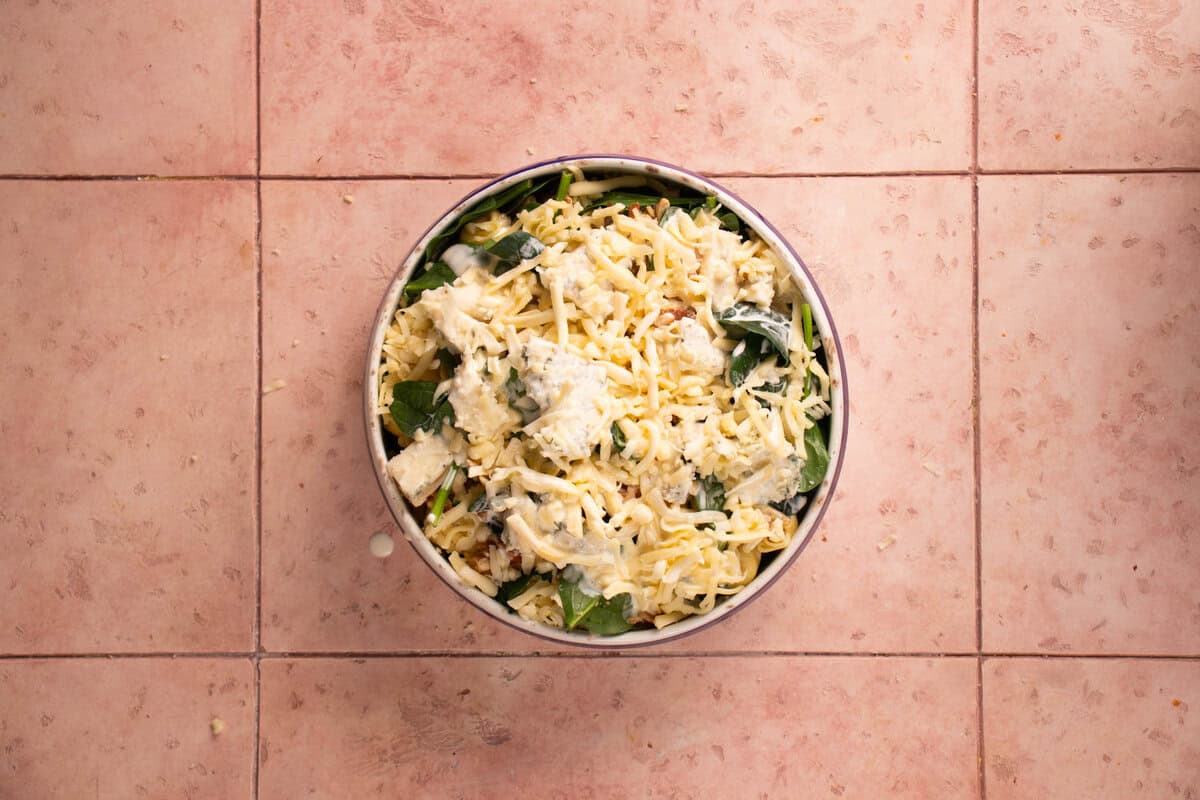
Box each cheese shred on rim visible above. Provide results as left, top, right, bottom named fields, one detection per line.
left=377, top=177, right=831, bottom=634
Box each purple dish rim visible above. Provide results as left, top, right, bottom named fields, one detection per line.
left=363, top=154, right=849, bottom=649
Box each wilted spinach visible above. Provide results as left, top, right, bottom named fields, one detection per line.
left=558, top=577, right=634, bottom=634
left=388, top=381, right=456, bottom=437
left=794, top=422, right=830, bottom=494
left=489, top=231, right=545, bottom=274
left=402, top=261, right=456, bottom=299
left=610, top=421, right=628, bottom=452
left=424, top=177, right=552, bottom=262
left=728, top=335, right=776, bottom=387
left=715, top=303, right=791, bottom=365
left=693, top=474, right=726, bottom=513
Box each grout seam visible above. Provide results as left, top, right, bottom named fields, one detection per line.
left=972, top=0, right=986, bottom=796
left=1, top=650, right=1196, bottom=661
left=252, top=1, right=264, bottom=798
left=1, top=167, right=1199, bottom=183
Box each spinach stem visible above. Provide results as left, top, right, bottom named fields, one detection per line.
left=801, top=302, right=814, bottom=392
left=426, top=463, right=458, bottom=527
left=554, top=170, right=573, bottom=201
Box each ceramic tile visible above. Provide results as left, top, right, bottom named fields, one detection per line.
left=0, top=182, right=258, bottom=653
left=980, top=174, right=1200, bottom=655
left=662, top=176, right=975, bottom=653
left=0, top=0, right=257, bottom=175
left=260, top=0, right=973, bottom=175
left=984, top=658, right=1200, bottom=799
left=259, top=656, right=979, bottom=799
left=979, top=0, right=1200, bottom=170
left=259, top=179, right=540, bottom=652
left=0, top=658, right=254, bottom=798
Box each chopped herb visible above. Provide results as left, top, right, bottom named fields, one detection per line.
left=402, top=261, right=456, bottom=299
left=388, top=381, right=456, bottom=437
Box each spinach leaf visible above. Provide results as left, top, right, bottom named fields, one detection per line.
left=659, top=206, right=684, bottom=225
left=559, top=578, right=600, bottom=630
left=795, top=422, right=830, bottom=494
left=499, top=572, right=544, bottom=603
left=717, top=210, right=741, bottom=233
left=715, top=303, right=791, bottom=365
left=557, top=577, right=635, bottom=634
left=771, top=492, right=808, bottom=517
left=694, top=474, right=726, bottom=512
left=489, top=231, right=545, bottom=273
left=435, top=347, right=461, bottom=377
left=424, top=177, right=551, bottom=262
left=579, top=593, right=635, bottom=635
left=388, top=381, right=456, bottom=437
left=402, top=261, right=456, bottom=299
left=610, top=421, right=628, bottom=452
left=728, top=335, right=775, bottom=387
left=468, top=491, right=489, bottom=513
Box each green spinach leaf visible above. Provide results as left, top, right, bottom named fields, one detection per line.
left=388, top=381, right=456, bottom=437
left=558, top=577, right=634, bottom=634
left=693, top=474, right=726, bottom=512
left=423, top=177, right=551, bottom=262
left=795, top=422, right=830, bottom=494
left=579, top=593, right=635, bottom=635
left=715, top=303, right=791, bottom=365
left=559, top=578, right=600, bottom=630
left=402, top=261, right=456, bottom=299
left=489, top=231, right=545, bottom=273
left=610, top=421, right=628, bottom=452
left=499, top=572, right=544, bottom=603
left=728, top=335, right=776, bottom=387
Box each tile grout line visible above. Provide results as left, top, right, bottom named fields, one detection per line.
left=1, top=167, right=1199, bottom=182
left=2, top=650, right=1196, bottom=661
left=252, top=1, right=264, bottom=798
left=972, top=0, right=986, bottom=797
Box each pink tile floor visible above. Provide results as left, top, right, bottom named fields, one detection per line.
left=1, top=1, right=1197, bottom=797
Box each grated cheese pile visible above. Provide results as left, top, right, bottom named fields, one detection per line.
left=378, top=189, right=831, bottom=631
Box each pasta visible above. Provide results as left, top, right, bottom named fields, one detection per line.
left=377, top=171, right=831, bottom=635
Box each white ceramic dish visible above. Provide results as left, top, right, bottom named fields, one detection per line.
left=364, top=155, right=848, bottom=648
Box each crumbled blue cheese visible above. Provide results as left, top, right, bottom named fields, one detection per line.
left=386, top=433, right=454, bottom=504
left=415, top=272, right=499, bottom=354
left=447, top=353, right=519, bottom=441
left=538, top=246, right=617, bottom=321
left=674, top=317, right=726, bottom=376
left=522, top=337, right=610, bottom=460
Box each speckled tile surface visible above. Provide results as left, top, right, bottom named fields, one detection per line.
left=980, top=174, right=1200, bottom=655
left=258, top=657, right=980, bottom=799
left=3, top=1, right=1199, bottom=797
left=984, top=658, right=1200, bottom=799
